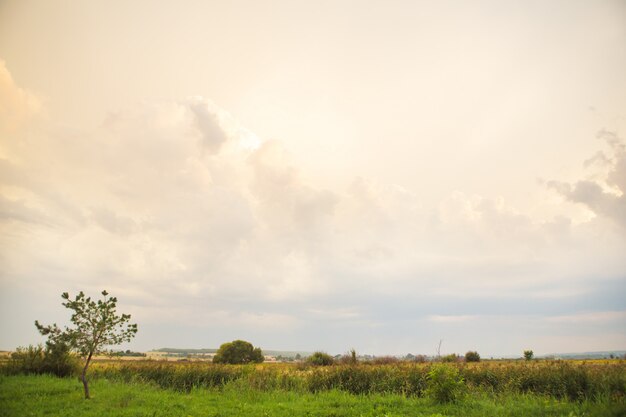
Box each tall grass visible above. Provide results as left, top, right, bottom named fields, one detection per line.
left=73, top=359, right=626, bottom=401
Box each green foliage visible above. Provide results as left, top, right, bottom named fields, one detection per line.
left=5, top=344, right=79, bottom=377
left=305, top=363, right=428, bottom=395
left=307, top=351, right=335, bottom=366
left=41, top=341, right=80, bottom=377
left=465, top=351, right=481, bottom=362
left=441, top=353, right=458, bottom=363
left=6, top=345, right=45, bottom=375
left=35, top=291, right=138, bottom=359
left=34, top=290, right=137, bottom=398
left=524, top=350, right=534, bottom=361
left=92, top=362, right=244, bottom=392
left=212, top=340, right=264, bottom=364
left=425, top=364, right=466, bottom=404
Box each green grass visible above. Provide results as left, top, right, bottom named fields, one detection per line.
left=1, top=375, right=625, bottom=417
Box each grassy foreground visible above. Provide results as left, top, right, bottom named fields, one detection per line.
left=1, top=375, right=625, bottom=417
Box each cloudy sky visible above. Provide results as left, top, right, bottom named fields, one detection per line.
left=1, top=0, right=625, bottom=357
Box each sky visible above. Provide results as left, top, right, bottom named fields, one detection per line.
left=0, top=0, right=625, bottom=357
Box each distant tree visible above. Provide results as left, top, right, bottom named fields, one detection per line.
left=523, top=350, right=534, bottom=361
left=307, top=351, right=335, bottom=366
left=212, top=340, right=264, bottom=364
left=35, top=290, right=137, bottom=399
left=414, top=354, right=428, bottom=363
left=464, top=351, right=480, bottom=362
left=295, top=353, right=302, bottom=361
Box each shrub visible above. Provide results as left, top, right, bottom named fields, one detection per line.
left=524, top=350, right=534, bottom=361
left=441, top=354, right=458, bottom=363
left=464, top=351, right=480, bottom=362
left=307, top=351, right=335, bottom=366
left=5, top=343, right=79, bottom=377
left=42, top=341, right=80, bottom=377
left=425, top=364, right=466, bottom=404
left=7, top=345, right=45, bottom=374
left=213, top=340, right=264, bottom=364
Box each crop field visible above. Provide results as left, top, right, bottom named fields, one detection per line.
left=1, top=359, right=625, bottom=416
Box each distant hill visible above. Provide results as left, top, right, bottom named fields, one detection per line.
left=541, top=350, right=626, bottom=360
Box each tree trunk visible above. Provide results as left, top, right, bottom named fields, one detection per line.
left=81, top=352, right=93, bottom=399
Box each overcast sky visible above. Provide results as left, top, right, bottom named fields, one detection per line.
left=1, top=0, right=625, bottom=357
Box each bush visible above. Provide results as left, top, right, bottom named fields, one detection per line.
left=5, top=343, right=79, bottom=377
left=307, top=351, right=335, bottom=366
left=212, top=340, right=263, bottom=364
left=464, top=351, right=480, bottom=362
left=42, top=341, right=80, bottom=377
left=441, top=354, right=458, bottom=363
left=425, top=364, right=466, bottom=404
left=7, top=345, right=45, bottom=374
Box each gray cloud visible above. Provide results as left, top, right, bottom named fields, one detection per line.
left=549, top=131, right=626, bottom=229
left=187, top=97, right=230, bottom=154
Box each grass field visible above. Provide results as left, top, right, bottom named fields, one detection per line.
left=2, top=358, right=625, bottom=416
left=2, top=374, right=626, bottom=417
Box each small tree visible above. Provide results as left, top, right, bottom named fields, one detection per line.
left=464, top=351, right=480, bottom=362
left=523, top=350, right=534, bottom=361
left=35, top=291, right=137, bottom=399
left=212, top=340, right=264, bottom=364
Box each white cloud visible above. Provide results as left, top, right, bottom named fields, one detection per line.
left=1, top=61, right=625, bottom=354
left=0, top=60, right=41, bottom=134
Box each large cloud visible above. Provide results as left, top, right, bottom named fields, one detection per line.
left=1, top=63, right=625, bottom=354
